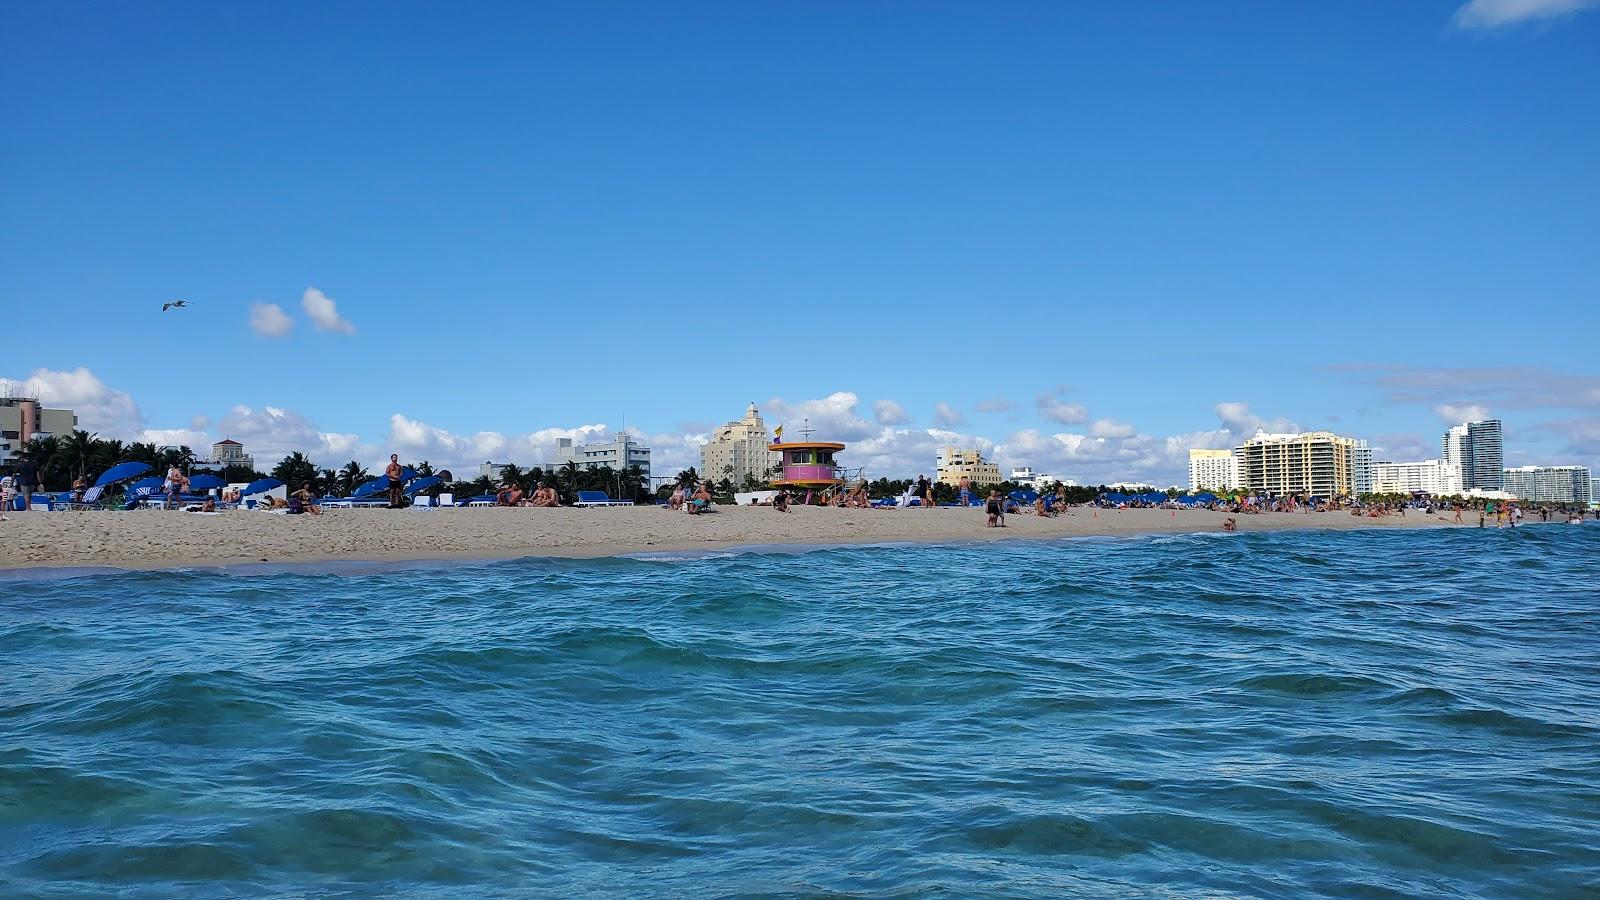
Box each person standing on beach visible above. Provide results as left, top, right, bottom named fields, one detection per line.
left=922, top=476, right=935, bottom=509
left=164, top=463, right=187, bottom=510
left=385, top=454, right=404, bottom=509
left=913, top=474, right=929, bottom=508
left=0, top=476, right=13, bottom=521
left=14, top=457, right=38, bottom=511
left=958, top=475, right=972, bottom=507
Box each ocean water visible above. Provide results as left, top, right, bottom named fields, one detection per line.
left=2, top=526, right=1597, bottom=897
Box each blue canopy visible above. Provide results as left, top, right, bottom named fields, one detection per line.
left=404, top=475, right=443, bottom=496
left=93, top=461, right=151, bottom=488
left=352, top=478, right=387, bottom=498
left=1009, top=489, right=1039, bottom=504
left=127, top=475, right=165, bottom=493
left=241, top=478, right=283, bottom=497
left=188, top=473, right=225, bottom=491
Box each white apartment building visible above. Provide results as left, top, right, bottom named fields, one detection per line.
left=1370, top=458, right=1464, bottom=495
left=936, top=447, right=1002, bottom=487
left=1187, top=449, right=1239, bottom=492
left=192, top=438, right=256, bottom=472
left=1444, top=420, right=1504, bottom=491
left=1502, top=465, right=1592, bottom=503
left=1235, top=430, right=1367, bottom=497
left=700, top=403, right=782, bottom=485
left=1011, top=467, right=1073, bottom=488
left=551, top=433, right=651, bottom=478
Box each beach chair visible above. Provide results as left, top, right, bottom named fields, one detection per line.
left=574, top=490, right=632, bottom=507
left=464, top=495, right=496, bottom=507
left=67, top=487, right=106, bottom=510
left=437, top=493, right=453, bottom=507
left=411, top=495, right=435, bottom=509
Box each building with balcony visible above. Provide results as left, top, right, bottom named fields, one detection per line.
left=1187, top=448, right=1239, bottom=492
left=1444, top=419, right=1504, bottom=492
left=1370, top=458, right=1463, bottom=495
left=550, top=433, right=651, bottom=479
left=0, top=394, right=77, bottom=464
left=1235, top=430, right=1367, bottom=497
left=936, top=447, right=1002, bottom=488
left=1502, top=465, right=1592, bottom=503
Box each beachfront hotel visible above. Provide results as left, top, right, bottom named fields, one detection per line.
left=1187, top=449, right=1240, bottom=492
left=1444, top=419, right=1504, bottom=492
left=700, top=403, right=781, bottom=485
left=550, top=434, right=651, bottom=479
left=1235, top=431, right=1368, bottom=497
left=1370, top=458, right=1464, bottom=495
left=0, top=393, right=76, bottom=464
left=936, top=447, right=1002, bottom=488
left=1502, top=465, right=1592, bottom=504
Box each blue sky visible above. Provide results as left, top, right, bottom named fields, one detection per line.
left=3, top=1, right=1597, bottom=482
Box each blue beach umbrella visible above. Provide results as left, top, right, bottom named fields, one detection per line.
left=404, top=475, right=442, bottom=496
left=93, top=461, right=152, bottom=488
left=187, top=473, right=226, bottom=491
left=352, top=478, right=387, bottom=498
left=241, top=478, right=283, bottom=497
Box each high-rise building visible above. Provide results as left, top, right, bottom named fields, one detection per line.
left=1235, top=431, right=1366, bottom=497
left=700, top=403, right=781, bottom=485
left=1370, top=458, right=1464, bottom=495
left=1502, top=465, right=1591, bottom=503
left=1187, top=448, right=1239, bottom=492
left=0, top=393, right=77, bottom=463
left=1444, top=419, right=1504, bottom=491
left=936, top=447, right=1002, bottom=487
left=551, top=433, right=651, bottom=479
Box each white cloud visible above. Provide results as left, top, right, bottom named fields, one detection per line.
left=301, top=287, right=356, bottom=335
left=136, top=428, right=212, bottom=449
left=1089, top=419, right=1137, bottom=439
left=1036, top=390, right=1088, bottom=425
left=933, top=402, right=965, bottom=427
left=1215, top=401, right=1298, bottom=439
left=873, top=399, right=910, bottom=426
left=1434, top=403, right=1491, bottom=424
left=975, top=397, right=1014, bottom=413
left=249, top=302, right=294, bottom=338
left=1453, top=0, right=1598, bottom=28
left=0, top=367, right=143, bottom=437
left=216, top=404, right=367, bottom=466
left=765, top=392, right=877, bottom=442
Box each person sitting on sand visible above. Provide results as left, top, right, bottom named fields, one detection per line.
left=668, top=485, right=685, bottom=510
left=221, top=487, right=240, bottom=504
left=985, top=489, right=1004, bottom=527
left=496, top=481, right=523, bottom=506
left=289, top=481, right=322, bottom=516
left=688, top=483, right=713, bottom=514
left=774, top=491, right=789, bottom=513
left=199, top=496, right=216, bottom=512
left=1223, top=516, right=1238, bottom=532
left=529, top=482, right=559, bottom=507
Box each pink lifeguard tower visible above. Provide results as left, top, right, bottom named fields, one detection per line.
left=769, top=420, right=846, bottom=502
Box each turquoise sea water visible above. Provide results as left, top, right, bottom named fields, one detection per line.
left=2, top=526, right=1598, bottom=897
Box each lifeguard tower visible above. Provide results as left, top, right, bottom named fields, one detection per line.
left=769, top=420, right=850, bottom=503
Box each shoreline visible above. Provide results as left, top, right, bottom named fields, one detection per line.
left=0, top=505, right=1494, bottom=577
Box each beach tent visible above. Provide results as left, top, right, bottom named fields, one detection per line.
left=241, top=478, right=283, bottom=497
left=187, top=473, right=226, bottom=491
left=1009, top=489, right=1039, bottom=504
left=93, top=461, right=151, bottom=488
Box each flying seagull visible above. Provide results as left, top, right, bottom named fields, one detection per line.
left=162, top=300, right=190, bottom=311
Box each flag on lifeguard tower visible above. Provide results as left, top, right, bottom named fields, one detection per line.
left=773, top=425, right=783, bottom=441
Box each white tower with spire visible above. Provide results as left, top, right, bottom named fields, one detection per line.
left=699, top=402, right=783, bottom=485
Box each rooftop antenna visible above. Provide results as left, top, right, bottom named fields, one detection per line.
left=798, top=418, right=814, bottom=440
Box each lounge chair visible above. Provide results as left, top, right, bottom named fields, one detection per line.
left=574, top=491, right=632, bottom=507
left=67, top=487, right=107, bottom=510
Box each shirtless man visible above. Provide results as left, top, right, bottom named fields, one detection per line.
left=385, top=454, right=405, bottom=508
left=959, top=476, right=972, bottom=507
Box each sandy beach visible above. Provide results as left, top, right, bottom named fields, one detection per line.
left=0, top=504, right=1471, bottom=571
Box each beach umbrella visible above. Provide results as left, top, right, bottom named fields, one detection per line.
left=352, top=477, right=388, bottom=498
left=404, top=475, right=442, bottom=496
left=187, top=473, right=226, bottom=491
left=241, top=478, right=283, bottom=497
left=93, top=461, right=152, bottom=488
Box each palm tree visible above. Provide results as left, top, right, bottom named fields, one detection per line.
left=559, top=461, right=581, bottom=499
left=318, top=468, right=338, bottom=493
left=157, top=445, right=194, bottom=472
left=414, top=460, right=434, bottom=477
left=127, top=442, right=161, bottom=465
left=338, top=460, right=369, bottom=496
left=271, top=452, right=318, bottom=490
left=675, top=467, right=700, bottom=488
left=621, top=464, right=648, bottom=503
left=60, top=429, right=100, bottom=479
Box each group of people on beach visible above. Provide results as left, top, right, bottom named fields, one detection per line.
left=495, top=481, right=560, bottom=508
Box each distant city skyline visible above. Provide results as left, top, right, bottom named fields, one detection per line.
left=2, top=3, right=1596, bottom=483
